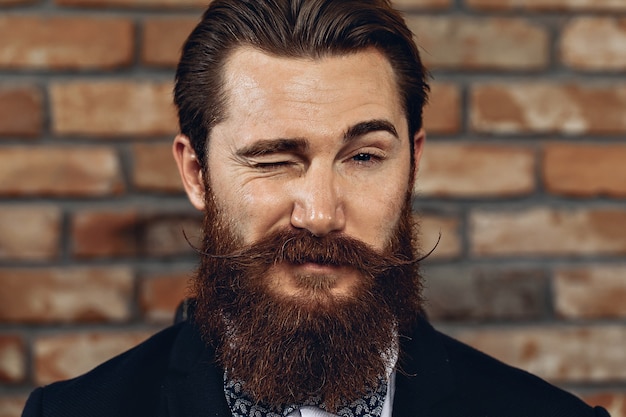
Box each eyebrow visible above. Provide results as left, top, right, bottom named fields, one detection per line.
left=236, top=138, right=309, bottom=158
left=344, top=119, right=399, bottom=142
left=235, top=119, right=399, bottom=158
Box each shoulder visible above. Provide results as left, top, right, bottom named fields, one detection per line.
left=437, top=328, right=610, bottom=417
left=395, top=317, right=610, bottom=417
left=22, top=321, right=201, bottom=417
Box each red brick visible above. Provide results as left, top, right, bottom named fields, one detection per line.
left=71, top=209, right=202, bottom=258
left=72, top=209, right=139, bottom=258
left=0, top=85, right=42, bottom=137
left=0, top=16, right=132, bottom=70
left=583, top=393, right=626, bottom=417
left=406, top=17, right=548, bottom=70
left=0, top=205, right=61, bottom=261
left=471, top=208, right=626, bottom=257
left=554, top=266, right=626, bottom=319
left=142, top=17, right=198, bottom=67
left=34, top=331, right=152, bottom=385
left=417, top=143, right=535, bottom=197
left=55, top=0, right=209, bottom=8
left=139, top=271, right=190, bottom=322
left=471, top=83, right=626, bottom=135
left=453, top=325, right=626, bottom=382
left=424, top=267, right=547, bottom=321
left=393, top=0, right=452, bottom=8
left=0, top=336, right=24, bottom=383
left=466, top=0, right=626, bottom=12
left=0, top=146, right=124, bottom=197
left=0, top=267, right=133, bottom=323
left=418, top=213, right=462, bottom=260
left=132, top=142, right=184, bottom=193
left=50, top=81, right=177, bottom=137
left=422, top=83, right=461, bottom=134
left=561, top=18, right=626, bottom=71
left=544, top=143, right=626, bottom=198
left=0, top=396, right=28, bottom=417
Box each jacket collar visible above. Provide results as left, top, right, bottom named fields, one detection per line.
left=160, top=320, right=231, bottom=417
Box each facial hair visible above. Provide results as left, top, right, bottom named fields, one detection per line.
left=191, top=186, right=423, bottom=412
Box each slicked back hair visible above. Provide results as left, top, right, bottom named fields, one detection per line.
left=174, top=0, right=429, bottom=169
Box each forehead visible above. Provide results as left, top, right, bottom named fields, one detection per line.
left=216, top=47, right=406, bottom=141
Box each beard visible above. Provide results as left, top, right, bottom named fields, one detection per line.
left=191, top=185, right=423, bottom=412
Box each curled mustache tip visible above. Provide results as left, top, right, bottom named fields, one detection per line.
left=413, top=230, right=441, bottom=264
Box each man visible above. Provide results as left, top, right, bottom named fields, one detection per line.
left=22, top=1, right=610, bottom=416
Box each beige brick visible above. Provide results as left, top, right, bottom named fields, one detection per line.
left=34, top=331, right=152, bottom=385
left=422, top=83, right=461, bottom=134
left=393, top=0, right=451, bottom=8
left=139, top=271, right=190, bottom=322
left=466, top=0, right=626, bottom=12
left=141, top=212, right=202, bottom=257
left=55, top=0, right=208, bottom=7
left=142, top=17, right=198, bottom=67
left=0, top=336, right=24, bottom=383
left=471, top=208, right=626, bottom=256
left=471, top=83, right=626, bottom=134
left=0, top=85, right=42, bottom=137
left=544, top=143, right=626, bottom=198
left=417, top=143, right=535, bottom=197
left=71, top=209, right=202, bottom=258
left=418, top=213, right=462, bottom=260
left=0, top=146, right=124, bottom=196
left=50, top=81, right=177, bottom=137
left=0, top=16, right=132, bottom=69
left=561, top=18, right=626, bottom=71
left=424, top=267, right=547, bottom=321
left=555, top=266, right=626, bottom=319
left=453, top=325, right=626, bottom=382
left=0, top=267, right=133, bottom=323
left=0, top=395, right=28, bottom=417
left=406, top=17, right=548, bottom=70
left=583, top=393, right=626, bottom=417
left=0, top=205, right=61, bottom=261
left=132, top=142, right=184, bottom=193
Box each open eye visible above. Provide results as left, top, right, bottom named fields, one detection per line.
left=349, top=151, right=385, bottom=166
left=354, top=153, right=372, bottom=161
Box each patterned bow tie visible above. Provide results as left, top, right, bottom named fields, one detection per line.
left=223, top=374, right=388, bottom=417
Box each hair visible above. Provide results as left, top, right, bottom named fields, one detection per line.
left=174, top=0, right=429, bottom=169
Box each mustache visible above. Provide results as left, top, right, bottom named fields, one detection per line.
left=187, top=228, right=439, bottom=277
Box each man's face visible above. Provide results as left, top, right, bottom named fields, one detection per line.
left=205, top=46, right=420, bottom=299
left=173, top=46, right=426, bottom=410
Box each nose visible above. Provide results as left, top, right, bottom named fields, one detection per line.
left=290, top=166, right=346, bottom=236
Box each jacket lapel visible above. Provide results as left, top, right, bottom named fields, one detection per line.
left=392, top=317, right=456, bottom=417
left=159, top=321, right=231, bottom=417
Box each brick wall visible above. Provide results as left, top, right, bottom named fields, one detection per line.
left=1, top=0, right=625, bottom=416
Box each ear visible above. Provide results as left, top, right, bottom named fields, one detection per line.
left=172, top=134, right=206, bottom=211
left=411, top=128, right=426, bottom=184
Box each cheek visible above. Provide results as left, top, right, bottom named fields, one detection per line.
left=225, top=182, right=294, bottom=244
left=346, top=181, right=407, bottom=251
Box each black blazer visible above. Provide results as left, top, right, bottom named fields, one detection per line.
left=22, top=315, right=610, bottom=417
